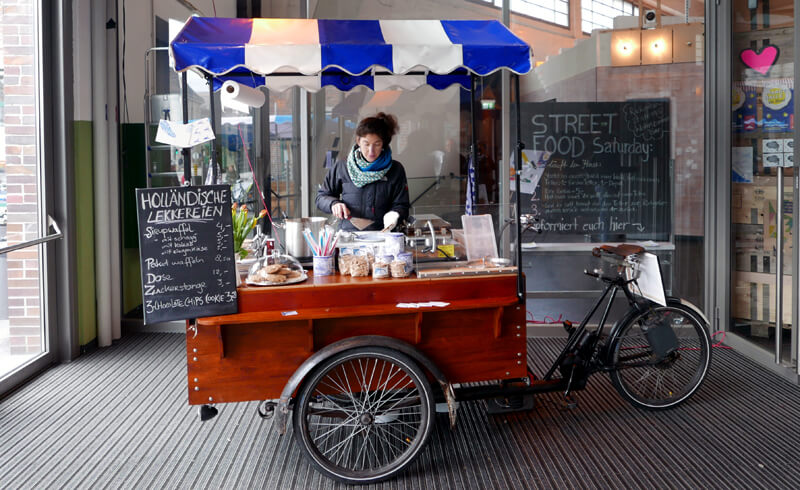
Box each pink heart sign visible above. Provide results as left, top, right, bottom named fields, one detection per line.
left=740, top=45, right=780, bottom=75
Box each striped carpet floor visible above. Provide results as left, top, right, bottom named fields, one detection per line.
left=1, top=333, right=799, bottom=489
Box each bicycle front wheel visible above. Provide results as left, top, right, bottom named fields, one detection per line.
left=292, top=347, right=435, bottom=484
left=608, top=301, right=711, bottom=410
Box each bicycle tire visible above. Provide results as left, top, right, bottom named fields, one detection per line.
left=607, top=299, right=711, bottom=410
left=292, top=347, right=435, bottom=484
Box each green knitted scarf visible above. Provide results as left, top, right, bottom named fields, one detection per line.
left=346, top=144, right=392, bottom=188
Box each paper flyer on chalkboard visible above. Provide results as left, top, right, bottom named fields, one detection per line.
left=511, top=150, right=549, bottom=195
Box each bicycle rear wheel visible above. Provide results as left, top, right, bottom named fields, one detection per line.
left=607, top=300, right=711, bottom=410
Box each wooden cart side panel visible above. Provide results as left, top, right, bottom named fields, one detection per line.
left=415, top=305, right=527, bottom=383
left=187, top=321, right=312, bottom=404
left=312, top=314, right=420, bottom=351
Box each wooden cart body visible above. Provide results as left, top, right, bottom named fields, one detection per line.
left=189, top=273, right=526, bottom=406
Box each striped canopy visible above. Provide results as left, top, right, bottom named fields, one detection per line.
left=170, top=17, right=532, bottom=92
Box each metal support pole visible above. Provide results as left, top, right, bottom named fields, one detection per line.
left=794, top=0, right=800, bottom=373
left=181, top=71, right=191, bottom=185
left=514, top=74, right=524, bottom=303
left=206, top=73, right=218, bottom=184
left=499, top=0, right=511, bottom=258
left=776, top=168, right=784, bottom=363
left=470, top=74, right=478, bottom=200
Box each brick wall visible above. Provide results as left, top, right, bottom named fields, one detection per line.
left=1, top=2, right=42, bottom=355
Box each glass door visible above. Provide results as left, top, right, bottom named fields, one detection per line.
left=0, top=2, right=62, bottom=387
left=729, top=0, right=794, bottom=363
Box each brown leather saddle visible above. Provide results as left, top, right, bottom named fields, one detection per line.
left=592, top=243, right=645, bottom=258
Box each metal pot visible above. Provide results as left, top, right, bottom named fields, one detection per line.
left=280, top=217, right=328, bottom=258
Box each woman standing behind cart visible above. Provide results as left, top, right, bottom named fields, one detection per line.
left=316, top=112, right=410, bottom=232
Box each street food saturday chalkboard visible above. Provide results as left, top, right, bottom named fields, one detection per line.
left=515, top=101, right=671, bottom=241
left=136, top=185, right=238, bottom=324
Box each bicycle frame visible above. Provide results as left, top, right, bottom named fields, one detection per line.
left=452, top=273, right=648, bottom=403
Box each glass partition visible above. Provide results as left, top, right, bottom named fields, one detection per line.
left=520, top=18, right=704, bottom=325
left=409, top=204, right=517, bottom=270
left=729, top=1, right=794, bottom=362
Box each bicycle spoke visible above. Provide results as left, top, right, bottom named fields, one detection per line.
left=312, top=413, right=359, bottom=445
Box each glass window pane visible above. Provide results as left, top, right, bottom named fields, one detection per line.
left=504, top=0, right=569, bottom=27
left=729, top=1, right=795, bottom=359
left=0, top=0, right=47, bottom=376
left=583, top=0, right=638, bottom=33
left=520, top=17, right=705, bottom=331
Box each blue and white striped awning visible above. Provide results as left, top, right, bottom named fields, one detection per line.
left=170, top=17, right=532, bottom=92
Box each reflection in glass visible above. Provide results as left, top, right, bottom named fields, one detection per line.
left=729, top=1, right=794, bottom=361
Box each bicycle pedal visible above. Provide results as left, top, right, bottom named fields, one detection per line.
left=562, top=320, right=575, bottom=335
left=560, top=395, right=578, bottom=410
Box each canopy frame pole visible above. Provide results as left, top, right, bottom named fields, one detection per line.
left=206, top=73, right=218, bottom=184
left=470, top=74, right=478, bottom=202
left=514, top=73, right=524, bottom=303
left=181, top=71, right=191, bottom=185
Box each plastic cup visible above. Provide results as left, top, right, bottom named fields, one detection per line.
left=313, top=255, right=335, bottom=276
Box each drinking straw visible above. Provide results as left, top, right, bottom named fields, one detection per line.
left=320, top=228, right=327, bottom=256
left=307, top=229, right=320, bottom=255
left=322, top=226, right=334, bottom=256
left=303, top=229, right=319, bottom=256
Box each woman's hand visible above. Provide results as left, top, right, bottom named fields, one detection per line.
left=332, top=202, right=351, bottom=220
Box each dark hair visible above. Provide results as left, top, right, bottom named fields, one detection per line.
left=355, top=112, right=398, bottom=147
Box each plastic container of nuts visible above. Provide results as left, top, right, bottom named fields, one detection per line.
left=389, top=259, right=410, bottom=278
left=338, top=248, right=353, bottom=275
left=372, top=255, right=392, bottom=279
left=349, top=255, right=371, bottom=277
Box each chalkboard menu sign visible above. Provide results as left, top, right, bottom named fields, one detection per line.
left=136, top=185, right=238, bottom=324
left=515, top=101, right=671, bottom=241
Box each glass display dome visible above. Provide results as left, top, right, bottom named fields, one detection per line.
left=246, top=253, right=307, bottom=286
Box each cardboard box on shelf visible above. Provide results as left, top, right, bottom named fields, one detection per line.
left=732, top=271, right=792, bottom=326
left=731, top=176, right=778, bottom=224
left=735, top=249, right=792, bottom=275
left=762, top=198, right=793, bottom=253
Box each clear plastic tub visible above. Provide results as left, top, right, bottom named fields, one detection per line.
left=349, top=255, right=371, bottom=277
left=338, top=248, right=353, bottom=275
left=372, top=255, right=392, bottom=279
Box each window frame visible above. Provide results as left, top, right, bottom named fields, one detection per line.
left=581, top=0, right=639, bottom=34
left=466, top=0, right=571, bottom=31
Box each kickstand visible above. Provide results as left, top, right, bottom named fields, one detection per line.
left=560, top=394, right=578, bottom=410
left=560, top=364, right=579, bottom=411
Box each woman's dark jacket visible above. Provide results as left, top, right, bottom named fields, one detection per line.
left=315, top=160, right=410, bottom=231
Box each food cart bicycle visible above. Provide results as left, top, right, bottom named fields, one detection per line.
left=167, top=18, right=712, bottom=484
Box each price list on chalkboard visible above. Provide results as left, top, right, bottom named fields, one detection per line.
left=136, top=185, right=238, bottom=324
left=514, top=101, right=671, bottom=241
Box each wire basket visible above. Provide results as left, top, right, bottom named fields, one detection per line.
left=589, top=251, right=642, bottom=281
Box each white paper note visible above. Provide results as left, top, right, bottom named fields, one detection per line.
left=155, top=118, right=216, bottom=148
left=627, top=253, right=666, bottom=306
